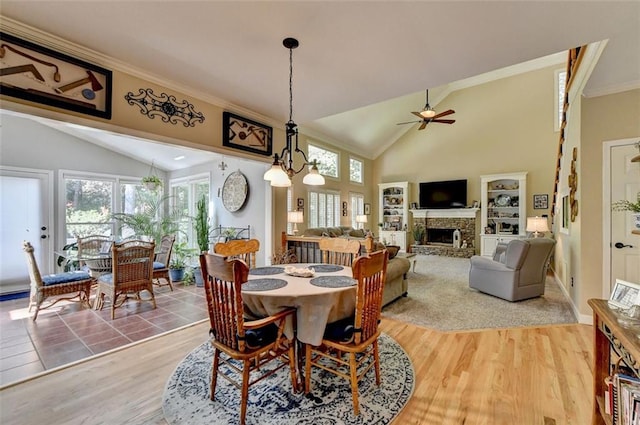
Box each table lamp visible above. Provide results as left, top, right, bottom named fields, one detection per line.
left=356, top=214, right=368, bottom=230
left=288, top=210, right=304, bottom=235
left=526, top=216, right=549, bottom=238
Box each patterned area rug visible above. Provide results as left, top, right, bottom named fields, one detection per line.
left=162, top=333, right=414, bottom=425
left=383, top=255, right=577, bottom=331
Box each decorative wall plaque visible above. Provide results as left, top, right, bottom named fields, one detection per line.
left=125, top=88, right=205, bottom=127
left=0, top=32, right=112, bottom=119
left=223, top=111, right=272, bottom=156
left=221, top=171, right=249, bottom=212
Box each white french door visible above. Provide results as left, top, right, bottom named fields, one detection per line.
left=0, top=167, right=53, bottom=294
left=604, top=139, right=640, bottom=296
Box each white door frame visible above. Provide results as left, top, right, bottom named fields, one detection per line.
left=602, top=137, right=639, bottom=298
left=0, top=165, right=55, bottom=273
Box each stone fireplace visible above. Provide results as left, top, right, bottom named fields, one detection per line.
left=410, top=208, right=480, bottom=258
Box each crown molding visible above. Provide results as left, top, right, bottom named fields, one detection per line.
left=583, top=80, right=640, bottom=98
left=0, top=16, right=283, bottom=131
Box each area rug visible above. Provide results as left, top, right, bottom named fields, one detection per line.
left=383, top=255, right=577, bottom=331
left=162, top=333, right=414, bottom=425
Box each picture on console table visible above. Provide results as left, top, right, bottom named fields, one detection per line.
left=608, top=279, right=640, bottom=309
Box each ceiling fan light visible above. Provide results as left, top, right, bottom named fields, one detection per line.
left=420, top=108, right=436, bottom=118
left=303, top=164, right=325, bottom=185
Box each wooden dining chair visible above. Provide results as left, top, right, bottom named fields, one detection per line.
left=152, top=234, right=175, bottom=291
left=318, top=237, right=361, bottom=266
left=94, top=239, right=156, bottom=319
left=304, top=249, right=389, bottom=415
left=199, top=253, right=297, bottom=425
left=23, top=241, right=94, bottom=321
left=213, top=238, right=260, bottom=269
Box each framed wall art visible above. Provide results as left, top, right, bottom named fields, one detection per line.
left=533, top=194, right=548, bottom=209
left=222, top=111, right=273, bottom=156
left=364, top=203, right=371, bottom=215
left=0, top=32, right=112, bottom=119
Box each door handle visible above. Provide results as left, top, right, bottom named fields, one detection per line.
left=614, top=242, right=634, bottom=249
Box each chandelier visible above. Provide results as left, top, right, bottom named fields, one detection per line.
left=263, top=37, right=325, bottom=187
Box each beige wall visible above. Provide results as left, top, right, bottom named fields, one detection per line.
left=373, top=65, right=560, bottom=244
left=576, top=89, right=640, bottom=316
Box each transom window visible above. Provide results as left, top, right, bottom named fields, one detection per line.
left=308, top=144, right=339, bottom=179
left=349, top=157, right=363, bottom=184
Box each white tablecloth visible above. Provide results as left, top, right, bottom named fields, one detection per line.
left=243, top=263, right=356, bottom=346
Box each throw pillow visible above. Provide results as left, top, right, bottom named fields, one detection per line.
left=385, top=245, right=399, bottom=259
left=348, top=228, right=365, bottom=238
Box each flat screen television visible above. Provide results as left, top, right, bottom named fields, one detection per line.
left=419, top=179, right=467, bottom=209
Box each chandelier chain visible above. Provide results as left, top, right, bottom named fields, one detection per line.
left=289, top=47, right=293, bottom=122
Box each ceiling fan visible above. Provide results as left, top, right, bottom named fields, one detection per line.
left=397, top=89, right=456, bottom=130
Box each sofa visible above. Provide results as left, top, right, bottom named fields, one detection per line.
left=281, top=227, right=411, bottom=306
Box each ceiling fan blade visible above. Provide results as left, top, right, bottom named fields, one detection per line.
left=418, top=121, right=428, bottom=130
left=411, top=111, right=424, bottom=119
left=396, top=120, right=420, bottom=125
left=433, top=109, right=455, bottom=119
left=432, top=119, right=456, bottom=124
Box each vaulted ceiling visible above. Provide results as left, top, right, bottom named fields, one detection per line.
left=1, top=1, right=639, bottom=162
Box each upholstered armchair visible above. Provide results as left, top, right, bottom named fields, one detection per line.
left=469, top=238, right=556, bottom=301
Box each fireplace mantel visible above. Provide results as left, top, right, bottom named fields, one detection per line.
left=410, top=208, right=480, bottom=219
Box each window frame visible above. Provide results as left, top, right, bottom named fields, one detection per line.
left=349, top=156, right=364, bottom=184
left=308, top=143, right=340, bottom=180
left=554, top=68, right=567, bottom=132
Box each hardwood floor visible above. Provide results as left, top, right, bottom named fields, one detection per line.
left=0, top=318, right=593, bottom=425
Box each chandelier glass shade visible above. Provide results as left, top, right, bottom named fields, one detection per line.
left=263, top=37, right=325, bottom=187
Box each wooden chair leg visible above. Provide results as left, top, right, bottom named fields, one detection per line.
left=304, top=344, right=312, bottom=393
left=240, top=360, right=251, bottom=425
left=374, top=339, right=381, bottom=385
left=210, top=348, right=220, bottom=400
left=287, top=343, right=297, bottom=391
left=349, top=352, right=359, bottom=415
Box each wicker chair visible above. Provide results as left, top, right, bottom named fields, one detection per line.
left=318, top=237, right=361, bottom=266
left=200, top=253, right=297, bottom=425
left=23, top=241, right=93, bottom=321
left=77, top=235, right=112, bottom=276
left=94, top=239, right=156, bottom=319
left=213, top=239, right=260, bottom=269
left=304, top=249, right=389, bottom=415
left=152, top=235, right=175, bottom=291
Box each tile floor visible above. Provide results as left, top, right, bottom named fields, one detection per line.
left=0, top=284, right=208, bottom=387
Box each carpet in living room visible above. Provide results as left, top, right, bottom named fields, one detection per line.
left=382, top=254, right=577, bottom=331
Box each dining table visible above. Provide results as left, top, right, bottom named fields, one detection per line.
left=243, top=263, right=357, bottom=347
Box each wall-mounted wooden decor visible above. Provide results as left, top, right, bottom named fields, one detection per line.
left=0, top=32, right=112, bottom=119
left=125, top=88, right=205, bottom=127
left=568, top=147, right=578, bottom=222
left=223, top=111, right=272, bottom=156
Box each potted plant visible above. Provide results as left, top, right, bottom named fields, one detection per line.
left=612, top=192, right=640, bottom=230
left=169, top=241, right=197, bottom=283
left=412, top=223, right=425, bottom=245
left=111, top=192, right=185, bottom=245
left=193, top=195, right=210, bottom=286
left=141, top=175, right=162, bottom=191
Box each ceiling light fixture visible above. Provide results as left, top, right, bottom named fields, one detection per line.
left=419, top=89, right=436, bottom=119
left=263, top=37, right=325, bottom=187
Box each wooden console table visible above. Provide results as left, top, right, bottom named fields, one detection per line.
left=588, top=299, right=640, bottom=425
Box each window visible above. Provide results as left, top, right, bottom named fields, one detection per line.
left=170, top=174, right=211, bottom=249
left=64, top=175, right=115, bottom=243
left=349, top=157, right=363, bottom=184
left=308, top=189, right=340, bottom=228
left=349, top=192, right=364, bottom=228
left=308, top=144, right=339, bottom=179
left=555, top=69, right=567, bottom=131
left=287, top=186, right=294, bottom=235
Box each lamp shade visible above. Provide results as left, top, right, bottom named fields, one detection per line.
left=288, top=210, right=304, bottom=224
left=356, top=214, right=368, bottom=224
left=302, top=164, right=325, bottom=186
left=526, top=216, right=549, bottom=237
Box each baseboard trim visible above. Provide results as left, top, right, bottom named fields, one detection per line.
left=551, top=267, right=592, bottom=325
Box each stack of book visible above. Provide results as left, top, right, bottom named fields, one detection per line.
left=607, top=367, right=640, bottom=425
